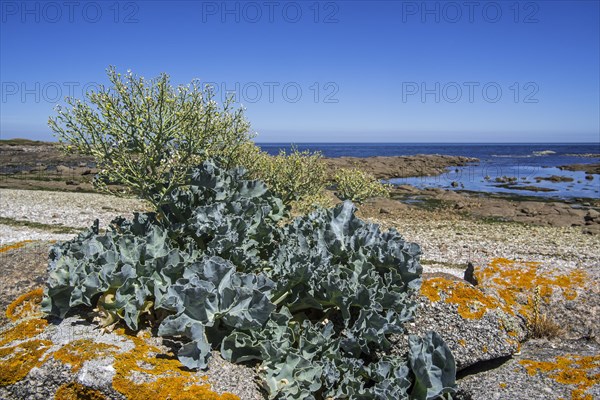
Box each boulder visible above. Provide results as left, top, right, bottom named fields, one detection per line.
left=387, top=273, right=526, bottom=371
left=457, top=339, right=600, bottom=400
left=0, top=291, right=263, bottom=400
left=473, top=258, right=599, bottom=342
left=55, top=165, right=74, bottom=175
left=389, top=258, right=598, bottom=373
left=463, top=262, right=478, bottom=286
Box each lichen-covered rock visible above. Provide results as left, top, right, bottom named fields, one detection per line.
left=0, top=290, right=263, bottom=400
left=387, top=273, right=526, bottom=371
left=457, top=339, right=600, bottom=400
left=473, top=258, right=598, bottom=342
left=388, top=258, right=596, bottom=373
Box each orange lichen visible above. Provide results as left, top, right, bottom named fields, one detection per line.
left=499, top=382, right=507, bottom=389
left=111, top=329, right=240, bottom=400
left=0, top=309, right=51, bottom=387
left=0, top=339, right=52, bottom=386
left=520, top=354, right=600, bottom=400
left=1, top=288, right=241, bottom=398
left=5, top=287, right=44, bottom=321
left=1, top=316, right=242, bottom=397
left=420, top=277, right=505, bottom=319
left=474, top=258, right=587, bottom=317
left=0, top=240, right=33, bottom=254
left=53, top=339, right=120, bottom=373
left=0, top=318, right=48, bottom=347
left=422, top=258, right=589, bottom=324
left=55, top=382, right=107, bottom=400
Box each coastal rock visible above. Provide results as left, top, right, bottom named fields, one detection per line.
left=387, top=272, right=526, bottom=371
left=56, top=165, right=74, bottom=174
left=390, top=257, right=598, bottom=375
left=583, top=224, right=600, bottom=235
left=585, top=209, right=600, bottom=221
left=533, top=175, right=574, bottom=183
left=460, top=196, right=597, bottom=232
left=457, top=339, right=600, bottom=400
left=324, top=155, right=479, bottom=180
left=472, top=259, right=599, bottom=343
left=559, top=163, right=600, bottom=175
left=463, top=262, right=478, bottom=286
left=0, top=292, right=262, bottom=400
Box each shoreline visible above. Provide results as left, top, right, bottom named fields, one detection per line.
left=2, top=140, right=599, bottom=234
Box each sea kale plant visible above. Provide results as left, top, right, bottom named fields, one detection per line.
left=41, top=160, right=456, bottom=399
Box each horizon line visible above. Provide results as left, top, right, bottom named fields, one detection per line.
left=1, top=137, right=599, bottom=146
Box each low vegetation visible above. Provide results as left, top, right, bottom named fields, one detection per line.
left=48, top=67, right=255, bottom=210
left=41, top=160, right=456, bottom=399
left=40, top=68, right=452, bottom=397
left=334, top=167, right=391, bottom=203
left=48, top=67, right=392, bottom=213
left=526, top=286, right=562, bottom=339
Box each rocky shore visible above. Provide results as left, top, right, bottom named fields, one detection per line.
left=386, top=185, right=600, bottom=235
left=559, top=163, right=600, bottom=175
left=0, top=140, right=479, bottom=192
left=324, top=154, right=478, bottom=179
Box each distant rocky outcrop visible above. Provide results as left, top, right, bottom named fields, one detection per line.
left=324, top=155, right=478, bottom=180
left=387, top=187, right=600, bottom=234
left=559, top=163, right=600, bottom=175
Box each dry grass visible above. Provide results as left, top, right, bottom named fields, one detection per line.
left=527, top=286, right=563, bottom=339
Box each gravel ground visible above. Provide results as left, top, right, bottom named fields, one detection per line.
left=363, top=210, right=600, bottom=275
left=0, top=189, right=149, bottom=245
left=0, top=225, right=75, bottom=245
left=2, top=188, right=598, bottom=273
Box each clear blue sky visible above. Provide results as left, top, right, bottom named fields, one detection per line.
left=1, top=0, right=599, bottom=142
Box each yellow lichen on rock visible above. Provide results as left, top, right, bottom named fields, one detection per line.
left=0, top=293, right=242, bottom=399
left=111, top=329, right=240, bottom=400
left=520, top=354, right=600, bottom=400
left=421, top=258, right=589, bottom=323
left=0, top=339, right=53, bottom=386
left=474, top=258, right=587, bottom=318
left=55, top=382, right=107, bottom=400
left=0, top=240, right=33, bottom=254
left=5, top=287, right=45, bottom=321
left=420, top=277, right=506, bottom=319
left=53, top=339, right=120, bottom=373
left=0, top=317, right=48, bottom=347
left=0, top=295, right=50, bottom=388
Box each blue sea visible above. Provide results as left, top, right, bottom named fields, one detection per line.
left=258, top=143, right=600, bottom=199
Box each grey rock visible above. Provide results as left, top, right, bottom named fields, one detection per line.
left=585, top=209, right=600, bottom=221
left=457, top=339, right=600, bottom=400
left=387, top=277, right=526, bottom=371
left=55, top=165, right=73, bottom=174
left=0, top=315, right=264, bottom=399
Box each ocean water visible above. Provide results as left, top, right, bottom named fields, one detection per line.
left=258, top=143, right=600, bottom=199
